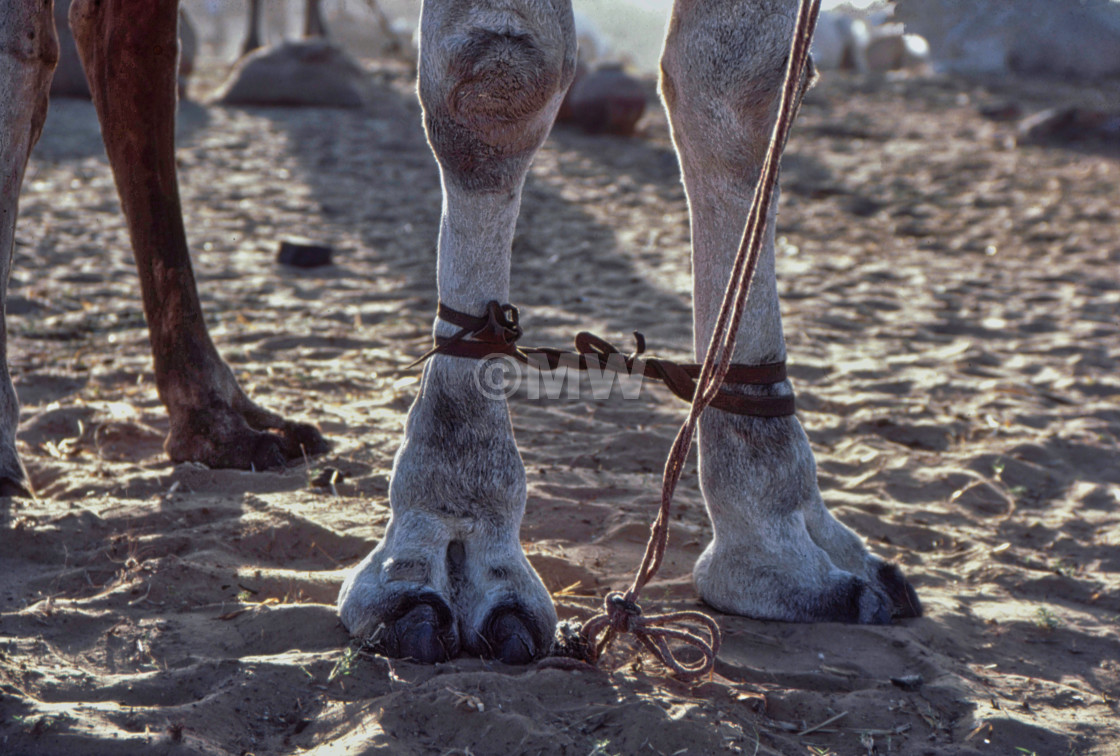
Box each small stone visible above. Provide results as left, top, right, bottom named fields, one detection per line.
left=978, top=102, right=1023, bottom=122
left=890, top=674, right=924, bottom=691
left=1017, top=107, right=1120, bottom=146
left=311, top=467, right=345, bottom=489
left=278, top=239, right=333, bottom=268
left=560, top=63, right=647, bottom=137
left=214, top=40, right=371, bottom=108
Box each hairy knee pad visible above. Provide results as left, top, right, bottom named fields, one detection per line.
left=420, top=12, right=576, bottom=192
left=1, top=0, right=58, bottom=143
left=660, top=3, right=811, bottom=173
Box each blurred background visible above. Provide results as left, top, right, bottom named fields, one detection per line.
left=177, top=0, right=1120, bottom=83
left=181, top=0, right=892, bottom=72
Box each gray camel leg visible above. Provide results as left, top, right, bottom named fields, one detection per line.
left=0, top=1, right=59, bottom=497
left=241, top=0, right=262, bottom=56
left=303, top=0, right=326, bottom=39
left=338, top=0, right=577, bottom=663
left=661, top=0, right=920, bottom=623
left=242, top=0, right=326, bottom=57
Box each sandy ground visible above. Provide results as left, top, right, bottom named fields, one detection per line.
left=1, top=53, right=1119, bottom=756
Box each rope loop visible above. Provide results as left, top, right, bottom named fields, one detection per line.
left=574, top=330, right=647, bottom=369
left=580, top=592, right=722, bottom=681
left=412, top=303, right=793, bottom=417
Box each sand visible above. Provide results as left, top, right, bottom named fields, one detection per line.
left=1, top=58, right=1118, bottom=755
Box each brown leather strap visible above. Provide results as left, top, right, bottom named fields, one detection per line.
left=406, top=301, right=523, bottom=368
left=414, top=301, right=796, bottom=418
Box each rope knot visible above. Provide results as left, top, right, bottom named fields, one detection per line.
left=479, top=301, right=522, bottom=345
left=609, top=592, right=642, bottom=616
left=606, top=592, right=641, bottom=632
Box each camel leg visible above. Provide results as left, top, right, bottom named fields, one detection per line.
left=241, top=0, right=262, bottom=56
left=303, top=0, right=326, bottom=39
left=0, top=2, right=59, bottom=497
left=338, top=0, right=576, bottom=663
left=662, top=0, right=920, bottom=623
left=69, top=0, right=328, bottom=470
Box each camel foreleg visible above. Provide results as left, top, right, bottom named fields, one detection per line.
left=662, top=0, right=920, bottom=623
left=0, top=1, right=60, bottom=497
left=338, top=0, right=577, bottom=664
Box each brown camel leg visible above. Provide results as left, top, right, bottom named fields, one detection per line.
left=69, top=0, right=328, bottom=470
left=0, top=1, right=59, bottom=497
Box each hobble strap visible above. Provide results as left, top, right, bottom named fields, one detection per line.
left=411, top=300, right=796, bottom=418
left=406, top=301, right=524, bottom=367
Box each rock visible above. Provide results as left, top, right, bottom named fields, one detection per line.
left=978, top=102, right=1023, bottom=123
left=812, top=11, right=871, bottom=72
left=558, top=59, right=588, bottom=124
left=891, top=674, right=925, bottom=692
left=277, top=239, right=334, bottom=268
left=896, top=0, right=1120, bottom=79
left=311, top=467, right=345, bottom=490
left=214, top=40, right=370, bottom=108
left=559, top=63, right=646, bottom=137
left=865, top=32, right=930, bottom=73
left=1017, top=108, right=1120, bottom=147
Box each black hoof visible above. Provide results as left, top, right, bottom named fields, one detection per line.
left=482, top=609, right=539, bottom=665
left=0, top=477, right=32, bottom=499
left=251, top=434, right=289, bottom=471
left=877, top=562, right=923, bottom=620
left=375, top=599, right=457, bottom=663
left=808, top=574, right=890, bottom=625
left=287, top=421, right=330, bottom=457
left=861, top=583, right=894, bottom=625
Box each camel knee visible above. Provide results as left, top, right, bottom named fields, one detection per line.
left=418, top=3, right=576, bottom=192
left=0, top=0, right=60, bottom=230
left=0, top=0, right=59, bottom=147
left=70, top=0, right=179, bottom=78
left=0, top=1, right=59, bottom=69
left=660, top=1, right=806, bottom=182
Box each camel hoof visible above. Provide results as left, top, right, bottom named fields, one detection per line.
left=855, top=579, right=895, bottom=625
left=250, top=434, right=289, bottom=471
left=877, top=562, right=923, bottom=620
left=282, top=421, right=330, bottom=458
left=694, top=543, right=922, bottom=625
left=0, top=477, right=32, bottom=499
left=372, top=598, right=457, bottom=664
left=167, top=412, right=329, bottom=471
left=483, top=608, right=539, bottom=665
